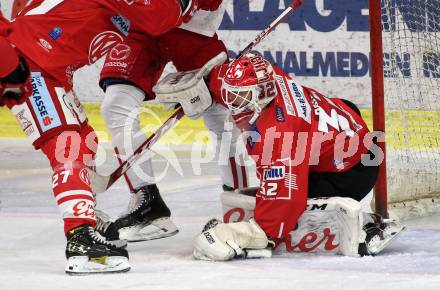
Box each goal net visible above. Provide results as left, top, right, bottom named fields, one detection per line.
left=380, top=0, right=440, bottom=217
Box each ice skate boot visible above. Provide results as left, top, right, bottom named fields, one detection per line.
left=114, top=184, right=179, bottom=242
left=95, top=209, right=126, bottom=247
left=358, top=215, right=406, bottom=256
left=65, top=225, right=130, bottom=275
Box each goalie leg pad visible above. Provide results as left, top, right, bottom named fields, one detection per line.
left=221, top=191, right=368, bottom=256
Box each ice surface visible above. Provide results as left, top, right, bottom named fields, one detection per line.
left=0, top=139, right=439, bottom=290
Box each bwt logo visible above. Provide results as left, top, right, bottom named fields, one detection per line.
left=220, top=0, right=440, bottom=32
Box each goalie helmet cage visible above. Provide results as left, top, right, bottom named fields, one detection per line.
left=370, top=0, right=440, bottom=219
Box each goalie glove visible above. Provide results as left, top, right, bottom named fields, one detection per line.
left=193, top=219, right=270, bottom=261
left=153, top=52, right=227, bottom=119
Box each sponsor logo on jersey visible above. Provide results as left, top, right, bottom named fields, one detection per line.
left=111, top=15, right=130, bottom=36
left=109, top=43, right=131, bottom=61
left=118, top=0, right=151, bottom=5
left=274, top=75, right=295, bottom=116
left=89, top=31, right=124, bottom=64
left=284, top=173, right=298, bottom=190
left=103, top=61, right=129, bottom=69
left=275, top=106, right=285, bottom=122
left=263, top=166, right=285, bottom=181
left=49, top=27, right=62, bottom=40
left=288, top=80, right=311, bottom=123
left=38, top=38, right=52, bottom=52
left=79, top=168, right=91, bottom=186
left=15, top=109, right=34, bottom=136
left=29, top=72, right=61, bottom=132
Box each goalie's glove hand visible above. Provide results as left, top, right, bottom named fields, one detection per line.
left=193, top=219, right=270, bottom=261
left=182, top=0, right=223, bottom=23
left=153, top=52, right=227, bottom=119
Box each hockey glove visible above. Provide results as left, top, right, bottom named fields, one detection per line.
left=193, top=219, right=270, bottom=261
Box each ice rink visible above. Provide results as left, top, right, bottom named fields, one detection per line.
left=0, top=139, right=439, bottom=290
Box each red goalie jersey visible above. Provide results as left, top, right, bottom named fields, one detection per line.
left=209, top=56, right=372, bottom=240
left=8, top=0, right=183, bottom=89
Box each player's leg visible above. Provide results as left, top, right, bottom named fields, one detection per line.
left=6, top=59, right=129, bottom=274
left=99, top=39, right=178, bottom=242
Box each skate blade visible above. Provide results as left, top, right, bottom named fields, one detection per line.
left=193, top=248, right=272, bottom=261
left=119, top=217, right=179, bottom=242
left=65, top=256, right=130, bottom=275
left=368, top=224, right=406, bottom=255
left=244, top=248, right=272, bottom=259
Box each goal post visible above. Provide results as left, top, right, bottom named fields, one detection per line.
left=369, top=0, right=388, bottom=218
left=369, top=0, right=440, bottom=219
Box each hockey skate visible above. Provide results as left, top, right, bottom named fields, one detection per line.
left=358, top=217, right=406, bottom=256
left=95, top=209, right=126, bottom=247
left=114, top=184, right=179, bottom=242
left=65, top=225, right=130, bottom=275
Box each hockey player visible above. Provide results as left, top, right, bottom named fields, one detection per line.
left=186, top=53, right=405, bottom=260
left=97, top=2, right=252, bottom=242
left=0, top=0, right=216, bottom=274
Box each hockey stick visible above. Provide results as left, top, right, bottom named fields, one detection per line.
left=88, top=0, right=303, bottom=193
left=237, top=0, right=303, bottom=59
left=88, top=107, right=184, bottom=193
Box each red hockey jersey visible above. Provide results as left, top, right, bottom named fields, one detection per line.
left=210, top=66, right=371, bottom=240
left=8, top=0, right=183, bottom=89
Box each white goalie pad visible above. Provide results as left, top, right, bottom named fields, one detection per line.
left=153, top=52, right=227, bottom=119
left=221, top=191, right=365, bottom=256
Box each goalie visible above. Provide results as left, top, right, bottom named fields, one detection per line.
left=155, top=52, right=405, bottom=261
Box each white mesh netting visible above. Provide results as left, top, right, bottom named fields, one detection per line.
left=381, top=0, right=440, bottom=217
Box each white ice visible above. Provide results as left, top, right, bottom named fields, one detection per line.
left=0, top=139, right=439, bottom=290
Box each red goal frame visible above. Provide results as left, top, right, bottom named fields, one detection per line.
left=369, top=0, right=388, bottom=218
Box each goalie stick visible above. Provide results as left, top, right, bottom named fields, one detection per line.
left=88, top=0, right=303, bottom=193
left=237, top=0, right=303, bottom=59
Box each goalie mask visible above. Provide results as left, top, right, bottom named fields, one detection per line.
left=221, top=53, right=277, bottom=124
